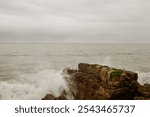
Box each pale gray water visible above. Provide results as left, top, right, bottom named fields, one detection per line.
left=0, top=43, right=150, bottom=99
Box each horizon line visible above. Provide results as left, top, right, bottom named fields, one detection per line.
left=0, top=42, right=150, bottom=44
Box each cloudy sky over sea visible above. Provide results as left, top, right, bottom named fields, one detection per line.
left=0, top=0, right=150, bottom=43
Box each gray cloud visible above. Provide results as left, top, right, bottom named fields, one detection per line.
left=0, top=0, right=150, bottom=43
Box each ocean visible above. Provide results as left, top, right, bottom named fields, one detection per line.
left=0, top=43, right=150, bottom=99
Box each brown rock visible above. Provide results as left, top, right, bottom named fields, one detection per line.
left=42, top=94, right=67, bottom=100
left=64, top=68, right=78, bottom=75
left=42, top=63, right=150, bottom=100
left=42, top=90, right=67, bottom=100
left=42, top=94, right=55, bottom=100
left=66, top=63, right=148, bottom=100
left=124, top=70, right=138, bottom=81
left=78, top=63, right=102, bottom=74
left=137, top=85, right=150, bottom=92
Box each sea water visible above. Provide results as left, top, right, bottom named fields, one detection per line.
left=0, top=43, right=150, bottom=99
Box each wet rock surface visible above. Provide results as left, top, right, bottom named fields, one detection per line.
left=43, top=63, right=150, bottom=100
left=42, top=90, right=67, bottom=100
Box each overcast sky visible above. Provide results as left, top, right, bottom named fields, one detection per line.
left=0, top=0, right=150, bottom=43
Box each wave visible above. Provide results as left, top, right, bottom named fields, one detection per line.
left=0, top=68, right=149, bottom=100
left=0, top=69, right=68, bottom=100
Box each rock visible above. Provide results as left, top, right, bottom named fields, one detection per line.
left=124, top=70, right=138, bottom=81
left=64, top=63, right=150, bottom=100
left=64, top=63, right=141, bottom=100
left=78, top=63, right=103, bottom=75
left=42, top=94, right=55, bottom=100
left=42, top=94, right=67, bottom=100
left=63, top=68, right=78, bottom=75
left=135, top=85, right=150, bottom=99
left=42, top=90, right=67, bottom=100
left=137, top=85, right=150, bottom=92
left=144, top=83, right=150, bottom=86
left=42, top=63, right=150, bottom=100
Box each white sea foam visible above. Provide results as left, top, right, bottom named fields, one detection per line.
left=137, top=71, right=150, bottom=85
left=0, top=69, right=149, bottom=100
left=0, top=69, right=68, bottom=100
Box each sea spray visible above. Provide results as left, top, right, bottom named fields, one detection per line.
left=0, top=43, right=150, bottom=99
left=137, top=71, right=150, bottom=85
left=0, top=69, right=68, bottom=99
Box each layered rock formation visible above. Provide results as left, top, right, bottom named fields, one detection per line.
left=42, top=63, right=150, bottom=100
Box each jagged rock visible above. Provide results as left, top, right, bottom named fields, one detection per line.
left=65, top=63, right=149, bottom=100
left=42, top=63, right=150, bottom=100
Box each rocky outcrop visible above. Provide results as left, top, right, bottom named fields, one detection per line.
left=42, top=63, right=150, bottom=100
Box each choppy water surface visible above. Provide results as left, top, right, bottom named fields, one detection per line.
left=0, top=43, right=150, bottom=99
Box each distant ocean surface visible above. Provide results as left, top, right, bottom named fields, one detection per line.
left=0, top=43, right=150, bottom=99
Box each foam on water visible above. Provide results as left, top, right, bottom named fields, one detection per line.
left=0, top=69, right=68, bottom=100
left=0, top=69, right=149, bottom=100
left=137, top=72, right=150, bottom=85
left=0, top=43, right=150, bottom=99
